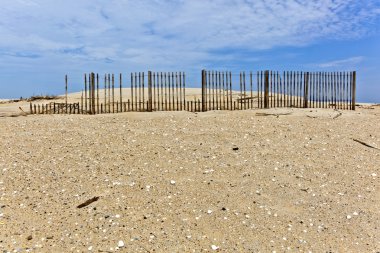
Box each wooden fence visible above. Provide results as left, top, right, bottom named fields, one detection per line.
left=29, top=70, right=356, bottom=114
left=256, top=71, right=356, bottom=110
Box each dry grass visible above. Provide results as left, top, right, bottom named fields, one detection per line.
left=27, top=95, right=60, bottom=102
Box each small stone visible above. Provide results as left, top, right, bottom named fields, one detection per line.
left=170, top=180, right=176, bottom=185
left=27, top=235, right=32, bottom=240
left=88, top=246, right=93, bottom=251
left=207, top=210, right=213, bottom=214
left=115, top=214, right=121, bottom=218
left=353, top=212, right=359, bottom=216
left=232, top=147, right=239, bottom=151
left=346, top=215, right=352, bottom=220
left=211, top=245, right=219, bottom=250
left=118, top=240, right=125, bottom=248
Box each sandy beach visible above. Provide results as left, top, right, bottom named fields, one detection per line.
left=0, top=96, right=379, bottom=252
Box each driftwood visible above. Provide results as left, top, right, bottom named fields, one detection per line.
left=353, top=139, right=380, bottom=150
left=333, top=112, right=342, bottom=119
left=77, top=196, right=99, bottom=208
left=256, top=112, right=292, bottom=117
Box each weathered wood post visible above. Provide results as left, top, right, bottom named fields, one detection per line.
left=97, top=74, right=100, bottom=114
left=183, top=73, right=186, bottom=111
left=30, top=102, right=33, bottom=114
left=91, top=72, right=96, bottom=114
left=84, top=74, right=88, bottom=112
left=65, top=75, right=68, bottom=114
left=148, top=71, right=153, bottom=112
left=264, top=70, right=269, bottom=108
left=352, top=71, right=356, bottom=110
left=81, top=91, right=83, bottom=114
left=119, top=73, right=123, bottom=112
left=304, top=72, right=309, bottom=108
left=201, top=70, right=207, bottom=112
left=112, top=74, right=115, bottom=113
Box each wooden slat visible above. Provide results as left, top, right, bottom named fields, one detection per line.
left=202, top=70, right=207, bottom=112
left=148, top=71, right=152, bottom=112
left=264, top=70, right=269, bottom=108
left=229, top=72, right=233, bottom=110
left=352, top=71, right=356, bottom=110
left=304, top=72, right=309, bottom=108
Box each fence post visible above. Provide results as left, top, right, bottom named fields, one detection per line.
left=65, top=75, right=68, bottom=113
left=202, top=70, right=207, bottom=112
left=97, top=74, right=100, bottom=114
left=91, top=72, right=96, bottom=114
left=264, top=70, right=269, bottom=108
left=119, top=73, right=123, bottom=112
left=84, top=74, right=87, bottom=112
left=148, top=71, right=153, bottom=112
left=352, top=71, right=356, bottom=110
left=304, top=72, right=309, bottom=108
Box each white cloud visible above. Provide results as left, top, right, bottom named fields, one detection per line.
left=0, top=0, right=379, bottom=69
left=318, top=56, right=365, bottom=68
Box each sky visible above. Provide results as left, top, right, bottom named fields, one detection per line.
left=0, top=0, right=380, bottom=102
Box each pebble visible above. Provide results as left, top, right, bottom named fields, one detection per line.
left=88, top=246, right=93, bottom=251
left=347, top=215, right=352, bottom=220
left=118, top=240, right=125, bottom=248
left=170, top=180, right=176, bottom=185
left=211, top=245, right=219, bottom=250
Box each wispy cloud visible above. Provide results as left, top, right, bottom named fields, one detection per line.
left=318, top=56, right=365, bottom=68
left=0, top=0, right=379, bottom=71
left=1, top=0, right=380, bottom=101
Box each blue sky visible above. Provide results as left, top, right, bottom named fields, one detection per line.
left=1, top=0, right=380, bottom=102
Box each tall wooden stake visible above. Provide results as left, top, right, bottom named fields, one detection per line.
left=202, top=70, right=207, bottom=112
left=148, top=71, right=153, bottom=112
left=264, top=70, right=269, bottom=109
left=84, top=74, right=88, bottom=112
left=65, top=75, right=68, bottom=113
left=120, top=73, right=123, bottom=112
left=304, top=72, right=309, bottom=108
left=352, top=71, right=356, bottom=110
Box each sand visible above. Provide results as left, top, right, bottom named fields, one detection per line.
left=0, top=96, right=379, bottom=252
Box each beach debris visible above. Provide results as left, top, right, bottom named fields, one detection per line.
left=18, top=107, right=29, bottom=116
left=211, top=245, right=219, bottom=250
left=232, top=147, right=239, bottom=151
left=77, top=197, right=99, bottom=208
left=255, top=112, right=292, bottom=117
left=333, top=112, right=343, bottom=119
left=352, top=139, right=380, bottom=150
left=118, top=240, right=125, bottom=248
